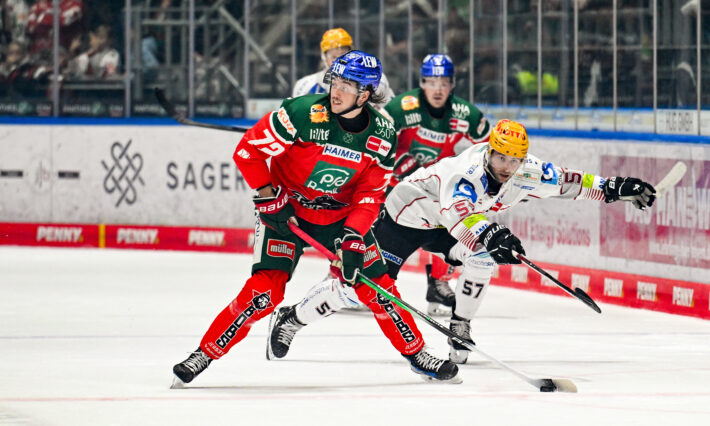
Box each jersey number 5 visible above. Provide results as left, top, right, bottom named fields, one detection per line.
left=462, top=280, right=484, bottom=297
left=249, top=129, right=286, bottom=156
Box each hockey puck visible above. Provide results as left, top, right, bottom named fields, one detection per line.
left=539, top=385, right=556, bottom=392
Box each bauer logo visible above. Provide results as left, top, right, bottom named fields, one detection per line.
left=266, top=239, right=295, bottom=260
left=188, top=230, right=225, bottom=246
left=323, top=144, right=362, bottom=163
left=102, top=139, right=144, bottom=207
left=305, top=161, right=355, bottom=194
left=117, top=228, right=159, bottom=244
left=365, top=136, right=392, bottom=156
left=603, top=278, right=624, bottom=297
left=672, top=287, right=694, bottom=308
left=636, top=281, right=657, bottom=302
left=36, top=226, right=83, bottom=243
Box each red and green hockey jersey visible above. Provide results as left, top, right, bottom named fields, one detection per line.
left=233, top=94, right=397, bottom=235
left=384, top=88, right=490, bottom=165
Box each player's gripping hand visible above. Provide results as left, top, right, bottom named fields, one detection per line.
left=392, top=153, right=420, bottom=181
left=333, top=227, right=366, bottom=286
left=253, top=185, right=296, bottom=237
left=480, top=223, right=525, bottom=265
left=602, top=177, right=656, bottom=210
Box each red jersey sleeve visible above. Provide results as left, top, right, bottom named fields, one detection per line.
left=344, top=158, right=393, bottom=235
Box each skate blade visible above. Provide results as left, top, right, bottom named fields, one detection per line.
left=426, top=302, right=452, bottom=316
left=449, top=349, right=469, bottom=365
left=418, top=373, right=463, bottom=385
left=265, top=311, right=278, bottom=361
left=170, top=375, right=186, bottom=389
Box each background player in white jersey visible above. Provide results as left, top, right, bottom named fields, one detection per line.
left=292, top=27, right=394, bottom=109
left=268, top=119, right=656, bottom=365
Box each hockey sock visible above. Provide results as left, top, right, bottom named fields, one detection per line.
left=200, top=269, right=288, bottom=359
left=354, top=274, right=425, bottom=355
left=430, top=255, right=455, bottom=281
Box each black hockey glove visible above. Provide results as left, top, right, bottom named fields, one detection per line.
left=479, top=223, right=525, bottom=265
left=602, top=177, right=656, bottom=210
left=392, top=153, right=420, bottom=181
left=334, top=227, right=366, bottom=286
left=253, top=185, right=296, bottom=237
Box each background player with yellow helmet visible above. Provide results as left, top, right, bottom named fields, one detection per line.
left=292, top=27, right=394, bottom=109
left=270, top=119, right=656, bottom=366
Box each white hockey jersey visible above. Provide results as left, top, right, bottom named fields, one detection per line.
left=384, top=144, right=607, bottom=251
left=292, top=69, right=395, bottom=109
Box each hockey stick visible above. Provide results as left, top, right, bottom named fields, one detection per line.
left=288, top=222, right=578, bottom=393
left=653, top=161, right=687, bottom=197
left=513, top=251, right=602, bottom=314
left=154, top=88, right=252, bottom=132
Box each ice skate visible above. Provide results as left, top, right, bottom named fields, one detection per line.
left=403, top=348, right=462, bottom=384
left=172, top=348, right=212, bottom=388
left=448, top=315, right=475, bottom=364
left=266, top=305, right=305, bottom=360
left=426, top=268, right=455, bottom=316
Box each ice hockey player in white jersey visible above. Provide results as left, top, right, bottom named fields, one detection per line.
left=267, top=119, right=656, bottom=365
left=292, top=27, right=394, bottom=109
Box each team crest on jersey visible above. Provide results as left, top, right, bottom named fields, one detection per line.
left=310, top=104, right=329, bottom=123
left=541, top=162, right=559, bottom=185
left=267, top=239, right=296, bottom=260
left=366, top=136, right=392, bottom=156
left=401, top=95, right=419, bottom=111
left=291, top=190, right=348, bottom=210
left=449, top=118, right=470, bottom=133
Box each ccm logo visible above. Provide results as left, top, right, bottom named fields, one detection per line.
left=267, top=239, right=296, bottom=260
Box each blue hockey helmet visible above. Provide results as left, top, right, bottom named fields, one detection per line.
left=421, top=54, right=455, bottom=78
left=325, top=50, right=382, bottom=92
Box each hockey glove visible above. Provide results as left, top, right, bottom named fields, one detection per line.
left=334, top=227, right=366, bottom=286
left=253, top=185, right=296, bottom=237
left=479, top=223, right=525, bottom=265
left=602, top=177, right=656, bottom=210
left=392, top=153, right=421, bottom=181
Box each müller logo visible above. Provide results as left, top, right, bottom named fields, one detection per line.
left=102, top=139, right=144, bottom=207
left=267, top=239, right=295, bottom=260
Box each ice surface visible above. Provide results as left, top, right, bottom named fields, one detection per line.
left=1, top=247, right=709, bottom=426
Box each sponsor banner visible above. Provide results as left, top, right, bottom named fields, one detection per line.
left=0, top=125, right=255, bottom=228
left=600, top=157, right=710, bottom=270
left=0, top=223, right=99, bottom=247
left=488, top=261, right=710, bottom=320
left=1, top=222, right=252, bottom=253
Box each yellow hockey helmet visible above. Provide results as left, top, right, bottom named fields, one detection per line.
left=320, top=28, right=353, bottom=53
left=488, top=119, right=529, bottom=159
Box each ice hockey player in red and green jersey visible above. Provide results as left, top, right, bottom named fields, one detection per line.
left=383, top=54, right=492, bottom=316
left=172, top=50, right=461, bottom=387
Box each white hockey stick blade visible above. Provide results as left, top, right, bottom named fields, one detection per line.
left=550, top=378, right=578, bottom=393
left=654, top=161, right=687, bottom=197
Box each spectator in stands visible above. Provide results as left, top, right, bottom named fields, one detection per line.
left=0, top=0, right=30, bottom=46
left=26, top=0, right=84, bottom=54
left=66, top=24, right=120, bottom=79
left=0, top=40, right=51, bottom=97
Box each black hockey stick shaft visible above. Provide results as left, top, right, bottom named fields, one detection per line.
left=154, top=88, right=252, bottom=132
left=514, top=251, right=602, bottom=314
left=289, top=222, right=577, bottom=392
